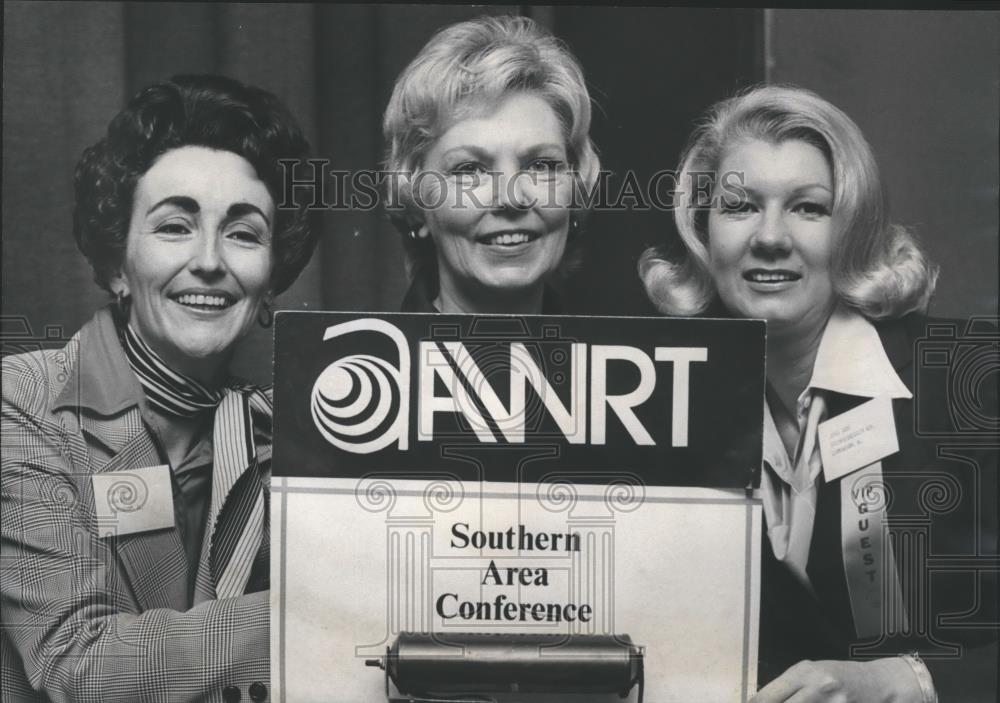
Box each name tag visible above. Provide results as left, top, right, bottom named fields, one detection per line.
left=92, top=465, right=175, bottom=537
left=818, top=396, right=899, bottom=482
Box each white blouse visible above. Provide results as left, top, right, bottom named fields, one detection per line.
left=759, top=305, right=912, bottom=584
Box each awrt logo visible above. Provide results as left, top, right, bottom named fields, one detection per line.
left=310, top=319, right=410, bottom=453
left=309, top=317, right=710, bottom=455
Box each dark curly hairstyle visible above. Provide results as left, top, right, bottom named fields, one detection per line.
left=73, top=74, right=316, bottom=295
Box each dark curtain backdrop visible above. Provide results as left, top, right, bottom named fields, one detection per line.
left=767, top=10, right=999, bottom=322
left=3, top=4, right=996, bottom=385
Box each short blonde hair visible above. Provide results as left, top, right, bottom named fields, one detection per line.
left=640, top=84, right=937, bottom=319
left=383, top=15, right=601, bottom=282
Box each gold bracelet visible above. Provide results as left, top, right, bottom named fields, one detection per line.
left=898, top=652, right=938, bottom=703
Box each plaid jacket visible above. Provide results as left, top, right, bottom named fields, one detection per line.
left=1, top=308, right=270, bottom=703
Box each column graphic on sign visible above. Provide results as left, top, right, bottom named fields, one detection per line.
left=272, top=312, right=765, bottom=702
left=850, top=469, right=966, bottom=658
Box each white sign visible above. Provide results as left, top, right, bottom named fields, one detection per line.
left=272, top=478, right=761, bottom=703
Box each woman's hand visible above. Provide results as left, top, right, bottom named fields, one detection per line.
left=750, top=657, right=927, bottom=703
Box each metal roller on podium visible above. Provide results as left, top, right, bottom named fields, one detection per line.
left=365, top=632, right=645, bottom=703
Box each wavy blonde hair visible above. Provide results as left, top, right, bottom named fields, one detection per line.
left=639, top=84, right=937, bottom=319
left=383, top=15, right=601, bottom=284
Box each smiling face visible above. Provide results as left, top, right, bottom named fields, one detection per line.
left=113, top=146, right=274, bottom=382
left=416, top=92, right=574, bottom=310
left=707, top=138, right=838, bottom=341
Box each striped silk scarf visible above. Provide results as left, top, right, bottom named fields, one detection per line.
left=122, top=322, right=271, bottom=599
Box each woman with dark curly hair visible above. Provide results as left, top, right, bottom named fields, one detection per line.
left=2, top=74, right=316, bottom=702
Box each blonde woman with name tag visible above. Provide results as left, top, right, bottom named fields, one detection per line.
left=640, top=85, right=997, bottom=702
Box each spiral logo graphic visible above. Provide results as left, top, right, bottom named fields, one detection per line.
left=849, top=475, right=893, bottom=513
left=107, top=477, right=148, bottom=513
left=311, top=319, right=410, bottom=454
left=917, top=475, right=961, bottom=515
left=604, top=478, right=646, bottom=513
left=355, top=478, right=398, bottom=514
left=423, top=479, right=464, bottom=513
left=47, top=479, right=78, bottom=508
left=536, top=480, right=578, bottom=513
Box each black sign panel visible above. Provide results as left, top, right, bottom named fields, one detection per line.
left=273, top=312, right=765, bottom=488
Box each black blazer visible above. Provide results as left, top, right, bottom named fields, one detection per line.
left=757, top=314, right=998, bottom=699
left=399, top=277, right=565, bottom=314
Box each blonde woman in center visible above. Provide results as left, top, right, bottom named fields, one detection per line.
left=383, top=15, right=600, bottom=314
